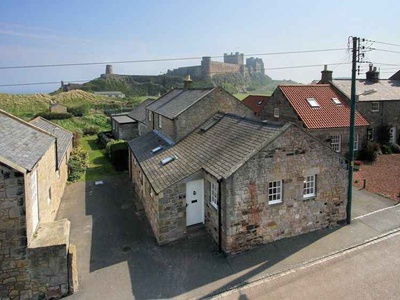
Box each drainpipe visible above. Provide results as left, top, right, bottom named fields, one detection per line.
left=218, top=179, right=223, bottom=253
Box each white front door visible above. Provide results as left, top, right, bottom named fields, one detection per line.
left=186, top=179, right=204, bottom=226
left=390, top=127, right=397, bottom=144
left=31, top=170, right=39, bottom=233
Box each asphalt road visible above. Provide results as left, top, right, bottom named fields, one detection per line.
left=215, top=231, right=400, bottom=300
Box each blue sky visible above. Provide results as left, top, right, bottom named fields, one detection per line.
left=1, top=0, right=399, bottom=93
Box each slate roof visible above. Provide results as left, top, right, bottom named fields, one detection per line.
left=279, top=84, right=369, bottom=129
left=332, top=79, right=400, bottom=102
left=242, top=95, right=270, bottom=114
left=146, top=88, right=215, bottom=119
left=129, top=113, right=287, bottom=193
left=29, top=117, right=73, bottom=167
left=111, top=115, right=136, bottom=124
left=127, top=98, right=156, bottom=122
left=0, top=110, right=55, bottom=171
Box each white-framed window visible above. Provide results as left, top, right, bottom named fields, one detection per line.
left=274, top=108, right=279, bottom=118
left=268, top=180, right=282, bottom=204
left=148, top=110, right=152, bottom=121
left=371, top=102, right=380, bottom=112
left=306, top=97, right=320, bottom=108
left=210, top=181, right=218, bottom=209
left=354, top=134, right=359, bottom=150
left=303, top=175, right=316, bottom=198
left=158, top=114, right=162, bottom=128
left=112, top=120, right=116, bottom=130
left=389, top=127, right=397, bottom=144
left=330, top=135, right=341, bottom=152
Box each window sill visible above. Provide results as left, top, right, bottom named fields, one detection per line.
left=302, top=195, right=316, bottom=200
left=210, top=201, right=218, bottom=210
left=268, top=200, right=283, bottom=206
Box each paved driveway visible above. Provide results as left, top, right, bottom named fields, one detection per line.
left=57, top=175, right=398, bottom=300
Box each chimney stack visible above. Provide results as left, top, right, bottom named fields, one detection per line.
left=320, top=64, right=333, bottom=83
left=183, top=75, right=192, bottom=90
left=366, top=64, right=379, bottom=83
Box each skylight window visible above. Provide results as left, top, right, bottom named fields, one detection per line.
left=332, top=97, right=341, bottom=105
left=306, top=97, right=320, bottom=108
left=257, top=101, right=263, bottom=106
left=152, top=146, right=163, bottom=153
left=160, top=155, right=176, bottom=166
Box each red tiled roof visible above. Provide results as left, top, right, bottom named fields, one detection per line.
left=279, top=84, right=369, bottom=129
left=242, top=95, right=270, bottom=114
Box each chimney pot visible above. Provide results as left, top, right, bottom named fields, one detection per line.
left=183, top=75, right=192, bottom=90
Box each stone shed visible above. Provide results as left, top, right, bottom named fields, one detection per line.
left=129, top=113, right=348, bottom=254
left=111, top=114, right=137, bottom=140
left=0, top=110, right=74, bottom=299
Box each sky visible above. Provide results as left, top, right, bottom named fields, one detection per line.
left=1, top=0, right=400, bottom=94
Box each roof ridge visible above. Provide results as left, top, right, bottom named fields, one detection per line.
left=0, top=109, right=57, bottom=139
left=30, top=116, right=73, bottom=135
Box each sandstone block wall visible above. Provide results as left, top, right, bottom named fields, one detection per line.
left=223, top=126, right=347, bottom=254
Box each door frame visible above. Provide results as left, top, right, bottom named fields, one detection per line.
left=186, top=179, right=204, bottom=226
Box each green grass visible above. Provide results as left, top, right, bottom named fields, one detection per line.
left=80, top=135, right=124, bottom=182
left=52, top=114, right=111, bottom=133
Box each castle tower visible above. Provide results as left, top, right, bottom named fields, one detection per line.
left=201, top=56, right=212, bottom=78
left=105, top=64, right=113, bottom=75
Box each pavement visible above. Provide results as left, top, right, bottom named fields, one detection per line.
left=56, top=175, right=400, bottom=300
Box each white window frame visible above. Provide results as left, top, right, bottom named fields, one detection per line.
left=158, top=114, right=162, bottom=128
left=210, top=181, right=218, bottom=209
left=274, top=107, right=279, bottom=118
left=354, top=134, right=359, bottom=150
left=371, top=102, right=379, bottom=112
left=268, top=180, right=282, bottom=205
left=330, top=135, right=341, bottom=152
left=306, top=97, right=320, bottom=108
left=389, top=127, right=397, bottom=144
left=148, top=110, right=152, bottom=121
left=303, top=175, right=316, bottom=198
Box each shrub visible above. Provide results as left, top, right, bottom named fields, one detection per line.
left=390, top=143, right=400, bottom=154
left=73, top=131, right=82, bottom=148
left=68, top=103, right=90, bottom=117
left=82, top=126, right=100, bottom=136
left=68, top=147, right=89, bottom=182
left=381, top=144, right=393, bottom=154
left=106, top=140, right=128, bottom=171
left=377, top=125, right=391, bottom=145
left=357, top=142, right=377, bottom=162
left=36, top=111, right=72, bottom=120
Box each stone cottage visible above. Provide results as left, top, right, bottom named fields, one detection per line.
left=143, top=85, right=254, bottom=143
left=325, top=65, right=400, bottom=145
left=127, top=98, right=156, bottom=136
left=0, top=110, right=74, bottom=299
left=128, top=113, right=348, bottom=254
left=259, top=84, right=370, bottom=154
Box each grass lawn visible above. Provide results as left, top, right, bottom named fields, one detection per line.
left=80, top=135, right=125, bottom=182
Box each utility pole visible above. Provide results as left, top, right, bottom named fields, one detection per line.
left=346, top=37, right=358, bottom=224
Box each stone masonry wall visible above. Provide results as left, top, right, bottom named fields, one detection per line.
left=175, top=87, right=254, bottom=141
left=0, top=163, right=69, bottom=299
left=357, top=101, right=400, bottom=143
left=118, top=123, right=138, bottom=141
left=204, top=174, right=219, bottom=245
left=155, top=114, right=175, bottom=142
left=224, top=126, right=348, bottom=254
left=52, top=143, right=72, bottom=208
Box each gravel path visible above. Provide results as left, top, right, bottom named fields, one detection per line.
left=354, top=153, right=400, bottom=202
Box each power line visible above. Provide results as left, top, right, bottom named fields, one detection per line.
left=0, top=61, right=352, bottom=88
left=373, top=48, right=400, bottom=54
left=365, top=39, right=400, bottom=47
left=0, top=48, right=347, bottom=70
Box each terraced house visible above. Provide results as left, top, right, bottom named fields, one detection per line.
left=129, top=108, right=348, bottom=254
left=0, top=111, right=74, bottom=299
left=259, top=84, right=370, bottom=154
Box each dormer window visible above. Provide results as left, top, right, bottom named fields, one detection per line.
left=306, top=97, right=320, bottom=108
left=152, top=146, right=163, bottom=154
left=161, top=155, right=175, bottom=166
left=332, top=97, right=341, bottom=105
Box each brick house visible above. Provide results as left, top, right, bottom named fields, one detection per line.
left=143, top=86, right=254, bottom=143
left=128, top=113, right=348, bottom=254
left=242, top=95, right=270, bottom=117
left=127, top=98, right=156, bottom=136
left=326, top=65, right=400, bottom=145
left=0, top=111, right=73, bottom=299
left=259, top=84, right=370, bottom=154
left=110, top=114, right=137, bottom=140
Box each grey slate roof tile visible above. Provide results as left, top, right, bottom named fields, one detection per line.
left=129, top=113, right=286, bottom=193
left=29, top=117, right=73, bottom=167
left=127, top=98, right=156, bottom=122
left=146, top=88, right=214, bottom=119
left=111, top=115, right=136, bottom=124
left=0, top=111, right=55, bottom=171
